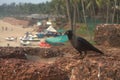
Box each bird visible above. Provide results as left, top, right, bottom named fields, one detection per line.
left=65, top=30, right=104, bottom=57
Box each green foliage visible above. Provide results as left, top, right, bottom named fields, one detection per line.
left=0, top=2, right=52, bottom=17
left=75, top=23, right=96, bottom=45
left=0, top=0, right=120, bottom=23
left=76, top=23, right=94, bottom=37
left=89, top=40, right=96, bottom=45
left=76, top=24, right=87, bottom=35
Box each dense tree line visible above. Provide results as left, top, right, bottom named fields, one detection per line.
left=0, top=0, right=120, bottom=23
left=51, top=0, right=120, bottom=23
left=0, top=2, right=52, bottom=17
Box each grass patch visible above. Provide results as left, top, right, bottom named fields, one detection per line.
left=76, top=23, right=96, bottom=45
left=88, top=40, right=96, bottom=45
left=62, top=22, right=97, bottom=45
left=76, top=23, right=95, bottom=37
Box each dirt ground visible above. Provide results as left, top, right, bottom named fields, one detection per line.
left=0, top=18, right=120, bottom=80
left=0, top=46, right=120, bottom=80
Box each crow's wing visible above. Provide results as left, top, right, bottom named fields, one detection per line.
left=77, top=37, right=104, bottom=54
left=77, top=37, right=96, bottom=50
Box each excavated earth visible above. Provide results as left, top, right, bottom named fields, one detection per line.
left=0, top=46, right=120, bottom=80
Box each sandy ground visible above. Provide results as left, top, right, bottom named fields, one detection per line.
left=0, top=20, right=38, bottom=47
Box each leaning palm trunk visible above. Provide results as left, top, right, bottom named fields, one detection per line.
left=116, top=1, right=119, bottom=23
left=73, top=2, right=78, bottom=47
left=81, top=0, right=91, bottom=40
left=81, top=0, right=87, bottom=25
left=92, top=4, right=96, bottom=24
left=66, top=0, right=73, bottom=30
left=112, top=0, right=117, bottom=23
left=66, top=0, right=78, bottom=47
left=76, top=3, right=81, bottom=23
left=66, top=0, right=77, bottom=32
left=106, top=3, right=109, bottom=23
left=73, top=5, right=76, bottom=33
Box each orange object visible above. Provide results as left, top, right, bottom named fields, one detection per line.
left=39, top=42, right=51, bottom=48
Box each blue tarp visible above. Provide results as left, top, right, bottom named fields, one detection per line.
left=46, top=35, right=68, bottom=44
left=36, top=33, right=44, bottom=38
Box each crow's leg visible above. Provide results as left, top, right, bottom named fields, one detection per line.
left=79, top=51, right=84, bottom=57
left=78, top=51, right=82, bottom=55
left=73, top=51, right=82, bottom=59
left=80, top=51, right=87, bottom=59
left=83, top=51, right=87, bottom=57
left=77, top=51, right=85, bottom=59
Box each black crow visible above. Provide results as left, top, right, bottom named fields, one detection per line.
left=65, top=30, right=104, bottom=56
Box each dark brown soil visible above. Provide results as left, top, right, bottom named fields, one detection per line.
left=0, top=46, right=120, bottom=80
left=94, top=24, right=120, bottom=47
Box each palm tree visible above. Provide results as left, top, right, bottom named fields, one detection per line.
left=65, top=0, right=77, bottom=31
left=112, top=0, right=117, bottom=23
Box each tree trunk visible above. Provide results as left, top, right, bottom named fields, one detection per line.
left=106, top=3, right=109, bottom=23
left=81, top=0, right=87, bottom=24
left=92, top=3, right=96, bottom=24
left=76, top=3, right=81, bottom=23
left=112, top=0, right=117, bottom=23
left=81, top=0, right=91, bottom=40
left=65, top=0, right=73, bottom=30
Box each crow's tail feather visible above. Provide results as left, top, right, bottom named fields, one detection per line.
left=93, top=47, right=104, bottom=54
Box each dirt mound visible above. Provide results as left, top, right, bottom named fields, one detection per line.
left=94, top=24, right=120, bottom=47
left=0, top=59, right=68, bottom=80
left=23, top=47, right=64, bottom=58
left=0, top=47, right=64, bottom=59
left=0, top=46, right=120, bottom=80
left=0, top=47, right=68, bottom=80
left=55, top=53, right=120, bottom=80
left=0, top=47, right=26, bottom=59
left=3, top=17, right=30, bottom=26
